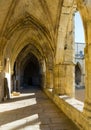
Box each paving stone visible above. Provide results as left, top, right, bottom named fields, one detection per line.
left=0, top=89, right=79, bottom=130
left=40, top=124, right=51, bottom=130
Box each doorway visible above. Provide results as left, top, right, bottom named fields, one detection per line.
left=22, top=55, right=41, bottom=89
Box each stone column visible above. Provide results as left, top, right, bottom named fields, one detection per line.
left=82, top=58, right=85, bottom=87
left=54, top=5, right=75, bottom=96
left=83, top=45, right=91, bottom=118
left=0, top=61, right=4, bottom=101
left=53, top=64, right=65, bottom=95
left=53, top=62, right=75, bottom=97
left=11, top=70, right=14, bottom=92
left=61, top=10, right=75, bottom=97
left=63, top=48, right=75, bottom=97
left=82, top=15, right=91, bottom=118
left=46, top=68, right=53, bottom=89
left=15, top=61, right=20, bottom=91
left=39, top=60, right=46, bottom=89
left=64, top=63, right=75, bottom=97
left=5, top=58, right=11, bottom=98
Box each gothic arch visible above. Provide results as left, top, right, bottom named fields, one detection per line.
left=75, top=62, right=82, bottom=85
left=75, top=0, right=90, bottom=46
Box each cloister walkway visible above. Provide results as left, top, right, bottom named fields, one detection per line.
left=0, top=88, right=79, bottom=130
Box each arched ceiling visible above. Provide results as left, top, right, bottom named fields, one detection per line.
left=0, top=0, right=63, bottom=45
left=0, top=0, right=62, bottom=33
left=0, top=0, right=90, bottom=65
left=0, top=0, right=64, bottom=62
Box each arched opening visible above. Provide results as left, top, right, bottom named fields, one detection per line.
left=75, top=63, right=81, bottom=86
left=22, top=54, right=41, bottom=89
left=75, top=12, right=85, bottom=43
left=13, top=54, right=43, bottom=92
left=74, top=11, right=85, bottom=101
left=12, top=44, right=45, bottom=92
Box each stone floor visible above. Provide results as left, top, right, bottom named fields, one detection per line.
left=0, top=89, right=79, bottom=130
left=75, top=88, right=85, bottom=102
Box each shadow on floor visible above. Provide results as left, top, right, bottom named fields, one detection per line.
left=0, top=88, right=79, bottom=130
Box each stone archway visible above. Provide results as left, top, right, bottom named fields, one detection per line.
left=21, top=54, right=41, bottom=89
left=11, top=43, right=47, bottom=92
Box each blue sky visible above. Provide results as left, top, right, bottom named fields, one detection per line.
left=75, top=12, right=85, bottom=43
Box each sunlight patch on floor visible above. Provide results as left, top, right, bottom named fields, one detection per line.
left=0, top=114, right=40, bottom=130
left=0, top=97, right=37, bottom=112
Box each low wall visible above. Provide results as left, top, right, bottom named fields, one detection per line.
left=44, top=89, right=91, bottom=130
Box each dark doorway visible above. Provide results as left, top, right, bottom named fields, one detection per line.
left=12, top=45, right=43, bottom=92
left=22, top=54, right=41, bottom=89
left=75, top=63, right=81, bottom=85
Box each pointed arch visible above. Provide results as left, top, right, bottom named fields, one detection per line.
left=75, top=62, right=82, bottom=85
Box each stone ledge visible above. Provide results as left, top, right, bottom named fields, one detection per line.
left=58, top=95, right=84, bottom=112
left=44, top=89, right=91, bottom=130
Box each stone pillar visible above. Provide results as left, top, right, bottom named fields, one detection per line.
left=40, top=60, right=46, bottom=89
left=53, top=64, right=65, bottom=95
left=83, top=17, right=91, bottom=119
left=5, top=72, right=11, bottom=98
left=15, top=61, right=20, bottom=91
left=11, top=70, right=14, bottom=92
left=5, top=58, right=11, bottom=98
left=53, top=62, right=75, bottom=97
left=82, top=58, right=85, bottom=87
left=64, top=63, right=75, bottom=97
left=46, top=69, right=53, bottom=89
left=62, top=10, right=75, bottom=97
left=63, top=48, right=75, bottom=97
left=0, top=61, right=4, bottom=101
left=83, top=45, right=91, bottom=118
